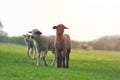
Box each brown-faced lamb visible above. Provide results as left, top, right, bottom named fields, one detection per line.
left=28, top=29, right=56, bottom=66
left=53, top=24, right=71, bottom=68
left=23, top=34, right=37, bottom=59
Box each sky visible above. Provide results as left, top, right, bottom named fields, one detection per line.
left=0, top=0, right=120, bottom=41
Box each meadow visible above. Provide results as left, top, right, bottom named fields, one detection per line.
left=0, top=43, right=120, bottom=80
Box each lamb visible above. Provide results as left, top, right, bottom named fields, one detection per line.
left=28, top=29, right=56, bottom=66
left=23, top=34, right=37, bottom=59
left=53, top=24, right=71, bottom=68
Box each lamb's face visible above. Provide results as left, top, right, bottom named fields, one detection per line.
left=23, top=34, right=31, bottom=42
left=53, top=24, right=68, bottom=35
left=28, top=29, right=42, bottom=40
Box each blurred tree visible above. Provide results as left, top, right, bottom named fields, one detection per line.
left=0, top=21, right=8, bottom=43
left=0, top=21, right=8, bottom=37
left=89, top=36, right=120, bottom=51
left=0, top=21, right=3, bottom=28
left=71, top=40, right=81, bottom=49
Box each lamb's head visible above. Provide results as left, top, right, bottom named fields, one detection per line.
left=28, top=29, right=42, bottom=39
left=23, top=34, right=31, bottom=42
left=53, top=24, right=68, bottom=35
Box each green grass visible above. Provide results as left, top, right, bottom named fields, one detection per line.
left=0, top=43, right=120, bottom=80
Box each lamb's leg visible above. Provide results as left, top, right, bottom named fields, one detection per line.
left=57, top=55, right=60, bottom=67
left=66, top=49, right=71, bottom=68
left=51, top=58, right=56, bottom=66
left=34, top=48, right=37, bottom=58
left=57, top=51, right=62, bottom=68
left=36, top=51, right=40, bottom=66
left=66, top=54, right=69, bottom=68
left=59, top=52, right=62, bottom=67
left=42, top=51, right=48, bottom=66
left=31, top=48, right=33, bottom=59
left=51, top=51, right=56, bottom=66
left=27, top=47, right=30, bottom=59
left=32, top=47, right=36, bottom=59
left=62, top=52, right=65, bottom=68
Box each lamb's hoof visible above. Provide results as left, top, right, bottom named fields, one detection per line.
left=36, top=63, right=40, bottom=66
left=63, top=65, right=66, bottom=68
left=57, top=65, right=62, bottom=68
left=45, top=64, right=48, bottom=66
left=65, top=66, right=69, bottom=68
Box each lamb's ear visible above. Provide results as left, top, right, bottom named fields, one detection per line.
left=28, top=31, right=32, bottom=33
left=64, top=26, right=69, bottom=29
left=53, top=26, right=57, bottom=29
left=35, top=31, right=42, bottom=35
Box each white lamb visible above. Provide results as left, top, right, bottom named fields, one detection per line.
left=23, top=34, right=37, bottom=59
left=28, top=29, right=56, bottom=66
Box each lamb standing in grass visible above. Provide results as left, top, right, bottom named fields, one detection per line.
left=23, top=34, right=37, bottom=59
left=53, top=24, right=71, bottom=68
left=29, top=29, right=56, bottom=66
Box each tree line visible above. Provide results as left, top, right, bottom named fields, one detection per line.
left=0, top=36, right=25, bottom=45
left=89, top=36, right=120, bottom=51
left=0, top=21, right=120, bottom=51
left=0, top=34, right=120, bottom=51
left=0, top=21, right=25, bottom=45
